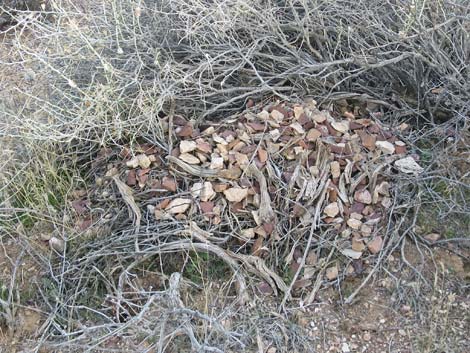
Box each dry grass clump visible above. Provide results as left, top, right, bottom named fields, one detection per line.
left=0, top=0, right=468, bottom=351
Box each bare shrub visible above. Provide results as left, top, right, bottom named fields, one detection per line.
left=2, top=0, right=468, bottom=144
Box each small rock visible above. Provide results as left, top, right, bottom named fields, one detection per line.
left=269, top=129, right=281, bottom=141
left=395, top=144, right=407, bottom=154
left=350, top=212, right=363, bottom=220
left=200, top=201, right=214, bottom=214
left=375, top=140, right=395, bottom=154
left=293, top=106, right=304, bottom=119
left=326, top=265, right=339, bottom=280
left=166, top=198, right=191, bottom=214
left=40, top=233, right=52, bottom=241
left=254, top=225, right=268, bottom=238
left=223, top=187, right=248, bottom=203
left=350, top=121, right=363, bottom=129
left=324, top=202, right=340, bottom=217
left=394, top=157, right=423, bottom=174
left=200, top=182, right=215, bottom=202
left=137, top=154, right=152, bottom=168
left=360, top=224, right=372, bottom=235
left=234, top=152, right=250, bottom=169
left=359, top=132, right=376, bottom=150
left=212, top=134, right=227, bottom=144
left=424, top=233, right=441, bottom=242
left=216, top=143, right=228, bottom=155
left=162, top=176, right=177, bottom=192
left=290, top=122, right=305, bottom=134
left=257, top=110, right=270, bottom=120
left=257, top=148, right=268, bottom=163
left=367, top=236, right=383, bottom=254
left=401, top=305, right=411, bottom=313
left=341, top=249, right=362, bottom=259
left=198, top=147, right=210, bottom=160
left=312, top=112, right=327, bottom=123
left=303, top=266, right=317, bottom=280
left=175, top=124, right=193, bottom=137
left=399, top=123, right=409, bottom=131
left=213, top=183, right=228, bottom=192
left=105, top=166, right=119, bottom=178
left=221, top=167, right=242, bottom=180
left=352, top=239, right=365, bottom=252
left=257, top=281, right=273, bottom=295
left=310, top=165, right=320, bottom=177
left=147, top=204, right=155, bottom=214
left=191, top=182, right=203, bottom=198
left=271, top=109, right=285, bottom=122
left=49, top=237, right=65, bottom=252
left=362, top=205, right=374, bottom=216
left=343, top=111, right=355, bottom=119
left=125, top=169, right=136, bottom=186
left=241, top=228, right=256, bottom=239
left=292, top=279, right=312, bottom=289
left=331, top=121, right=349, bottom=133
left=330, top=161, right=341, bottom=179
left=354, top=189, right=372, bottom=204
left=346, top=265, right=355, bottom=275
left=376, top=181, right=390, bottom=196
left=363, top=332, right=371, bottom=341
left=210, top=156, right=224, bottom=169
left=306, top=250, right=318, bottom=265
left=329, top=143, right=346, bottom=154
left=179, top=140, right=197, bottom=154
left=341, top=342, right=350, bottom=353
left=306, top=128, right=322, bottom=142
left=381, top=197, right=392, bottom=208
left=316, top=124, right=329, bottom=137
left=196, top=139, right=212, bottom=153
left=347, top=218, right=362, bottom=229
left=231, top=141, right=246, bottom=152
left=126, top=154, right=152, bottom=169
left=351, top=202, right=365, bottom=214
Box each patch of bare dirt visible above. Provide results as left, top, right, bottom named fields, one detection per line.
left=286, top=242, right=469, bottom=353
left=0, top=239, right=44, bottom=351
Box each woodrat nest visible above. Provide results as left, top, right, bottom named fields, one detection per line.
left=69, top=98, right=421, bottom=304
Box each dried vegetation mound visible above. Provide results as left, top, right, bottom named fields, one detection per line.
left=67, top=99, right=422, bottom=306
